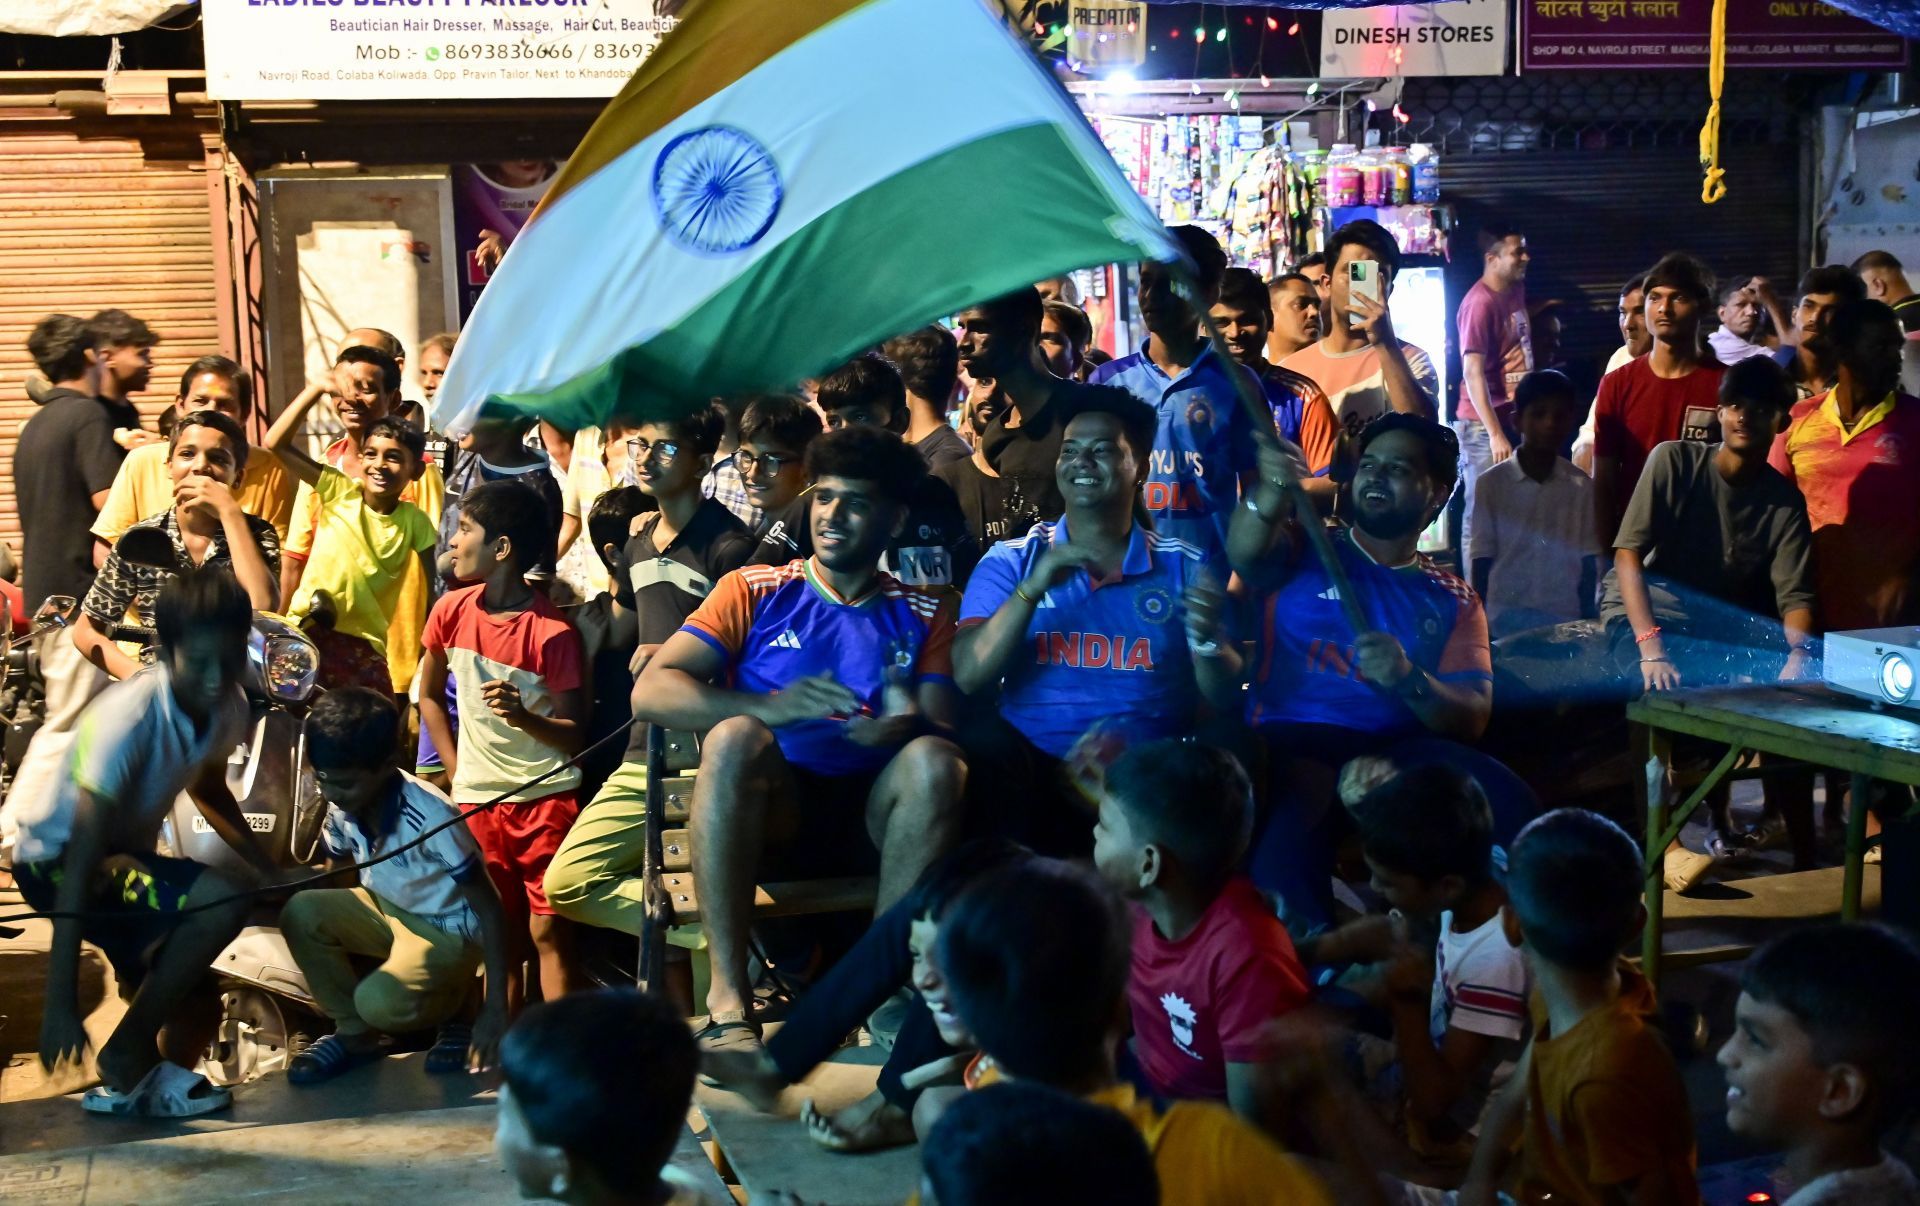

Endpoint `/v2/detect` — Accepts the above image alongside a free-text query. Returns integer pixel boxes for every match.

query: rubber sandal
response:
[424,1022,472,1075]
[1663,846,1716,894]
[287,1035,382,1086]
[83,1062,232,1118]
[694,1012,763,1083]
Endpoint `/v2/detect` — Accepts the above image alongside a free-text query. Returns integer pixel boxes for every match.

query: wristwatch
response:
[1396,667,1432,701]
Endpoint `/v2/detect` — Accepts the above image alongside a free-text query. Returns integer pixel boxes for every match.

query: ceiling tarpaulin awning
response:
[3,0,193,37]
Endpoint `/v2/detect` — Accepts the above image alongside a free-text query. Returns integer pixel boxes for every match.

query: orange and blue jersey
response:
[1259,363,1342,479]
[1090,341,1257,555]
[680,558,956,775]
[1249,527,1490,737]
[958,517,1219,758]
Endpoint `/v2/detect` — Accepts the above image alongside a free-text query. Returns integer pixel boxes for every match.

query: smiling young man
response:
[1092,225,1259,555]
[1212,267,1340,504]
[633,426,966,1056]
[92,356,297,546]
[275,345,445,694]
[1591,252,1728,549]
[1229,414,1492,931]
[955,386,1240,857]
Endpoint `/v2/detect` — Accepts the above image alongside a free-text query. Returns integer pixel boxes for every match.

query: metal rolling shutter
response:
[0,120,221,562]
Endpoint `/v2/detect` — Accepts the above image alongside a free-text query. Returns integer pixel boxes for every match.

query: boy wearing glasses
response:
[541,401,755,943]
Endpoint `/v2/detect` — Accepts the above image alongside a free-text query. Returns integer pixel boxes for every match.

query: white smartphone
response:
[1347,258,1381,325]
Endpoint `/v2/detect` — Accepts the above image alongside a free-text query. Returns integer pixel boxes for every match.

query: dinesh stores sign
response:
[1320,0,1510,78]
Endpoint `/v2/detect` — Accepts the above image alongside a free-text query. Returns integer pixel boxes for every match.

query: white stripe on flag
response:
[436,0,1167,430]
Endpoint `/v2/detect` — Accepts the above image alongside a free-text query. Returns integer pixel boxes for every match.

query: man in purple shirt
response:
[1456,224,1532,555]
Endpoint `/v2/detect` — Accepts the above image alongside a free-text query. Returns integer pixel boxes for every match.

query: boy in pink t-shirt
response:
[419,479,587,1002]
[1091,738,1309,1114]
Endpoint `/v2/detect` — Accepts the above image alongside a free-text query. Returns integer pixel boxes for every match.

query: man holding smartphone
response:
[1280,219,1437,443]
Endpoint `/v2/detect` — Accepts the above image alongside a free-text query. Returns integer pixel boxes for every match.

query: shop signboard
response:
[201,0,678,100]
[1522,0,1907,70]
[1065,2,1148,69]
[1319,0,1510,78]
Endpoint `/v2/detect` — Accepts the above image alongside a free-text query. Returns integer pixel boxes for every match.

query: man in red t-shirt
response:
[1592,252,1726,549]
[1769,298,1920,632]
[1092,740,1308,1116]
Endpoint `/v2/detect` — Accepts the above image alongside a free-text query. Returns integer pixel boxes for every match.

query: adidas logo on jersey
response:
[1317,586,1341,601]
[767,629,804,650]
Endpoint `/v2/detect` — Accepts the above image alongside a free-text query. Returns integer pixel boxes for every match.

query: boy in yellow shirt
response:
[91,355,297,542]
[265,373,437,697]
[275,346,444,693]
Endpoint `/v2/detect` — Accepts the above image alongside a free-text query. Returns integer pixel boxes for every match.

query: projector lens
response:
[1881,653,1915,702]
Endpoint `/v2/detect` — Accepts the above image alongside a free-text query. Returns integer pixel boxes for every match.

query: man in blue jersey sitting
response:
[1228,413,1506,933]
[954,385,1240,857]
[632,426,966,1058]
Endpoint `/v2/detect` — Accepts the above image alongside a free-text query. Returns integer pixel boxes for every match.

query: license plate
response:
[190,813,277,835]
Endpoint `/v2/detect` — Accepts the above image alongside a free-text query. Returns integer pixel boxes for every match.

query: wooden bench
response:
[638,726,879,989]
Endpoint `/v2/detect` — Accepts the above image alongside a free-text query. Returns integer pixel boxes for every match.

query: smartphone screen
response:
[1348,258,1380,325]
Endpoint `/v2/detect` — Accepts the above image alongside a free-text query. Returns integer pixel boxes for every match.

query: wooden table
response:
[1629,684,1920,986]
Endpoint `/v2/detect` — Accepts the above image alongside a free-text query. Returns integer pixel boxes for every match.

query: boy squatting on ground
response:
[17,569,280,1118]
[280,688,513,1084]
[420,479,590,1003]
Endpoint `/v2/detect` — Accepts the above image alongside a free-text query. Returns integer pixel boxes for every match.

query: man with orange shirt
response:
[1769,299,1920,633]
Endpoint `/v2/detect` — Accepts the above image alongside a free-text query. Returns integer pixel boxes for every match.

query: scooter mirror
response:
[115,526,179,571]
[32,595,76,628]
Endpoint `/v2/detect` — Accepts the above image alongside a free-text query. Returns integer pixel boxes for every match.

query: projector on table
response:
[1824,627,1920,709]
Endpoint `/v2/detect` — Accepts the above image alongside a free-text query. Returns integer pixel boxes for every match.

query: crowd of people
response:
[4,221,1920,1205]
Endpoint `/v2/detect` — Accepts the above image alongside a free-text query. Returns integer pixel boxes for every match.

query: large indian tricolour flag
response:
[430,0,1182,434]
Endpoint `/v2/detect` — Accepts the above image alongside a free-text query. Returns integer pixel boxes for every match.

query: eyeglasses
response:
[735,449,798,477]
[625,437,681,466]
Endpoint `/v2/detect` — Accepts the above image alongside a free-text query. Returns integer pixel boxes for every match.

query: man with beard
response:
[1228,414,1492,931]
[955,386,1239,856]
[633,426,966,1056]
[935,377,1025,549]
[1774,266,1866,401]
[1092,225,1257,555]
[1212,267,1339,506]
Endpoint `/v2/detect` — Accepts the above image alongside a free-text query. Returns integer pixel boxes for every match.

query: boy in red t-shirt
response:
[419,479,587,1003]
[1091,738,1309,1117]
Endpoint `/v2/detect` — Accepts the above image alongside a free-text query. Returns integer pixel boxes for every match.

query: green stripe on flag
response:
[480,121,1156,431]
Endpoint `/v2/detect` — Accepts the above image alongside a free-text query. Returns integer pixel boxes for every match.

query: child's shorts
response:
[15,852,205,989]
[463,790,580,916]
[414,672,458,776]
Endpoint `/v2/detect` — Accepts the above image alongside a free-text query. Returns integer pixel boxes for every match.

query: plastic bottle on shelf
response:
[1409,142,1441,203]
[1297,148,1329,208]
[1326,143,1361,208]
[1360,147,1388,206]
[1385,146,1412,206]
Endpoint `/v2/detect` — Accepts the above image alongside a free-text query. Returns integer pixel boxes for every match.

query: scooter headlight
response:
[247,621,320,703]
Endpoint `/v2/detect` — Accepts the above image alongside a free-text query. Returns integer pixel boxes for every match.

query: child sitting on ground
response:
[919,1081,1158,1206]
[1459,808,1698,1206]
[935,857,1341,1206]
[264,406,438,695]
[1090,738,1309,1116]
[1718,923,1920,1204]
[283,688,511,1084]
[495,988,725,1205]
[1353,766,1528,1166]
[419,479,588,1002]
[1467,370,1600,640]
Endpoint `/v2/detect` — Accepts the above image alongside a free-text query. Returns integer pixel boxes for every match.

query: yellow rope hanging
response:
[1698,0,1728,204]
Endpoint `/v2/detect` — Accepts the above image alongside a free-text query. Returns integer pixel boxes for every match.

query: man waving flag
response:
[431,0,1181,435]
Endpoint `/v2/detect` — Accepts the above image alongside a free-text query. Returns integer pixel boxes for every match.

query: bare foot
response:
[801,1091,915,1153]
[702,1045,788,1113]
